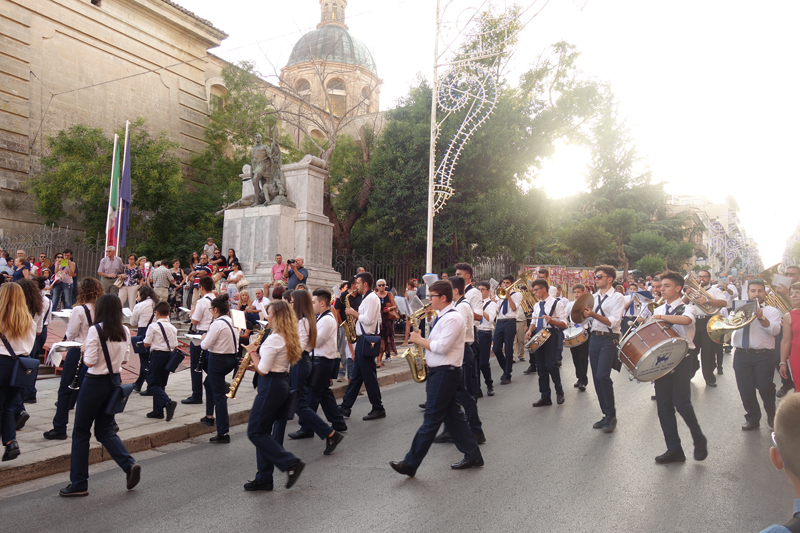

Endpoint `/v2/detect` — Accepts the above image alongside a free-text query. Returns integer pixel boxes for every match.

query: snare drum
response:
[617,320,688,382]
[524,329,551,354]
[563,325,589,347]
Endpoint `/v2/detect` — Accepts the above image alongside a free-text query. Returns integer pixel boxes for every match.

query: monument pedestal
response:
[222,155,342,291]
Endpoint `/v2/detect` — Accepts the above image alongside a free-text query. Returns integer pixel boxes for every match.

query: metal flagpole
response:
[116,120,130,248]
[425,0,440,276]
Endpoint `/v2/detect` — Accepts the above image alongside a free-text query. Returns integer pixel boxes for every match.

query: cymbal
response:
[571,292,594,324]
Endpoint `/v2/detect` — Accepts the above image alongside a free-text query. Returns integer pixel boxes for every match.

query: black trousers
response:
[304,357,345,427]
[492,320,516,377]
[341,338,384,410]
[733,349,776,424]
[476,330,493,387]
[456,344,482,435]
[690,317,717,385]
[534,332,563,399]
[654,355,704,451]
[570,340,590,386]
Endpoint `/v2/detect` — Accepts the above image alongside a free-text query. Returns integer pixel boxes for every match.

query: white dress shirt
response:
[314,311,338,359]
[589,288,625,334]
[356,291,380,336]
[200,316,239,354]
[566,300,590,328]
[257,332,290,374]
[622,294,637,317]
[477,299,497,332]
[496,292,522,320]
[83,325,131,375]
[34,295,53,334]
[65,303,94,343]
[653,298,697,350]
[191,294,215,331]
[130,298,156,328]
[464,284,483,326]
[455,296,475,344]
[298,317,315,353]
[143,318,179,351]
[0,323,36,357]
[531,296,567,332]
[731,304,782,350]
[425,304,466,368]
[254,296,270,312]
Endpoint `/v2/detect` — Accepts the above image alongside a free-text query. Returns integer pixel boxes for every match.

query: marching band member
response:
[582,265,625,433]
[454,263,483,396]
[130,285,158,395]
[339,272,386,420]
[493,275,522,385]
[183,276,215,405]
[0,283,36,462]
[476,281,497,396]
[732,279,782,431]
[60,294,140,497]
[390,280,483,477]
[649,272,707,464]
[142,301,178,421]
[244,300,305,491]
[683,269,728,388]
[45,278,103,440]
[525,279,567,407]
[566,284,591,392]
[199,294,239,442]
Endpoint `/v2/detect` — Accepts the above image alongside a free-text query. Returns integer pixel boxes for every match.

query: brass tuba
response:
[683,272,721,315]
[757,264,793,314]
[339,289,358,344]
[707,302,759,344]
[400,304,437,383]
[497,271,538,314]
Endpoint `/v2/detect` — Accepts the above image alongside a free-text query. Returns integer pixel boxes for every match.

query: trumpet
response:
[683,273,721,315]
[496,271,538,314]
[400,304,437,383]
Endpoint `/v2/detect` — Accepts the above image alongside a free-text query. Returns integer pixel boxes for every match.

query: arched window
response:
[326,78,346,116]
[310,129,325,141]
[296,79,311,96]
[359,87,371,114]
[209,84,227,113]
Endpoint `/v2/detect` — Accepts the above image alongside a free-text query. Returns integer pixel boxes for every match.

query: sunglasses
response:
[377,284,386,287]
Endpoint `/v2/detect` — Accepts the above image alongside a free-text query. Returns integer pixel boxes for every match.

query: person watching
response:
[283,257,308,290]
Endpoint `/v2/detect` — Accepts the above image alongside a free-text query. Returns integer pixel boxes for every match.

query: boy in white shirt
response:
[143,302,179,421]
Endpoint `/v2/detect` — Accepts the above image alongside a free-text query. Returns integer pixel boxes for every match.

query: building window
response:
[296,79,311,97]
[91,0,101,5]
[209,84,227,113]
[326,78,346,116]
[359,87,371,115]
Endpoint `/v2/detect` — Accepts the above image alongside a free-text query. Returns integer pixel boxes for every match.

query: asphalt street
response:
[1,357,793,532]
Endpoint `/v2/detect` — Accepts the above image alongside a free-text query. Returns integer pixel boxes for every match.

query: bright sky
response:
[190,0,800,265]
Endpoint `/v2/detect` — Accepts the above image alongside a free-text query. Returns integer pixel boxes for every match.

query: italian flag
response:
[105,134,121,249]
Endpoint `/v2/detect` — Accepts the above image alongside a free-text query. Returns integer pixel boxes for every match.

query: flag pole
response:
[105,134,119,250]
[117,121,130,249]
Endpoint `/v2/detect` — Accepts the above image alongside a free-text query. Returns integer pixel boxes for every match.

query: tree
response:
[635,254,666,277]
[600,208,637,276]
[553,217,612,267]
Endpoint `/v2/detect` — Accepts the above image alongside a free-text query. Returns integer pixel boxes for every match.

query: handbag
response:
[158,323,187,373]
[96,325,135,415]
[2,335,39,388]
[113,277,124,288]
[356,319,381,358]
[236,277,250,289]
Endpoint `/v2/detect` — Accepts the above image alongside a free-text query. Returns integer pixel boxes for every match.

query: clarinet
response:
[68,351,84,390]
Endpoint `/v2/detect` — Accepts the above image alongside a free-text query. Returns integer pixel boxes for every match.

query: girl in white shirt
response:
[60,294,139,497]
[244,300,305,491]
[130,285,158,393]
[0,282,36,462]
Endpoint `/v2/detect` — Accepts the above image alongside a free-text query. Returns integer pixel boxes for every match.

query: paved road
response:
[1,358,793,532]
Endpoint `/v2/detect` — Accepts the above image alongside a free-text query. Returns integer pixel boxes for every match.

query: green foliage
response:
[552,217,612,267]
[635,254,666,276]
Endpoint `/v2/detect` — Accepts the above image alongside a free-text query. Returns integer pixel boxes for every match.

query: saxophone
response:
[340,289,358,344]
[400,304,437,383]
[226,326,269,399]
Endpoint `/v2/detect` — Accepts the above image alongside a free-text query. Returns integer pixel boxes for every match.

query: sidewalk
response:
[0,339,414,488]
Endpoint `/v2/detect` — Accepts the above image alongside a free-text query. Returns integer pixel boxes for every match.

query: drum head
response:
[632,338,689,381]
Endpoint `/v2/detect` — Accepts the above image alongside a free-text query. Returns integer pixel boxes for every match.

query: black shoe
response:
[519,356,526,362]
[200,416,215,426]
[651,395,657,401]
[418,403,427,409]
[243,479,273,491]
[476,388,483,398]
[707,382,717,388]
[717,367,724,375]
[289,429,314,440]
[363,409,386,421]
[557,392,565,405]
[694,438,708,461]
[286,459,305,489]
[43,429,68,440]
[500,376,511,385]
[210,434,230,443]
[655,449,686,464]
[434,431,453,443]
[139,389,152,396]
[183,319,191,324]
[338,405,351,418]
[574,380,581,388]
[23,398,36,404]
[146,411,164,419]
[593,417,606,429]
[487,387,495,396]
[742,420,760,431]
[532,398,552,407]
[557,361,562,367]
[451,457,484,470]
[474,433,486,445]
[2,440,20,462]
[331,423,348,432]
[59,484,88,497]
[132,385,141,393]
[523,366,537,375]
[390,460,416,477]
[181,397,202,405]
[578,384,586,392]
[603,417,617,433]
[165,401,177,422]
[777,385,794,398]
[15,411,29,431]
[324,431,344,455]
[126,464,141,490]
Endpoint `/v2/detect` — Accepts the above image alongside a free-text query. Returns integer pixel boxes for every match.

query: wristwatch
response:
[780,362,788,366]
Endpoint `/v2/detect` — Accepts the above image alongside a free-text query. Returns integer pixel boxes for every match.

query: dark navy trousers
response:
[341,338,384,410]
[52,347,86,434]
[248,373,298,483]
[303,357,345,428]
[733,349,776,424]
[188,334,206,400]
[492,320,516,377]
[654,354,704,451]
[476,330,493,387]
[534,332,563,400]
[203,353,239,435]
[148,350,172,413]
[274,352,332,440]
[131,326,150,390]
[589,333,617,419]
[0,357,19,445]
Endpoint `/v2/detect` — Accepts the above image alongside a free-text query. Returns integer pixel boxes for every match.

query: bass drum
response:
[617,320,688,382]
[563,325,589,347]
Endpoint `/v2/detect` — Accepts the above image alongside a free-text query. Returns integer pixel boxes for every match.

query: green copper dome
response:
[287,25,377,75]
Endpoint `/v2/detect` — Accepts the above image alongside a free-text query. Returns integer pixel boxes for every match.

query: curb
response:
[0,365,415,488]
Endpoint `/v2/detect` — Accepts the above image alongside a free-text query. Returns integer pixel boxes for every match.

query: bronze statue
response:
[251,127,289,206]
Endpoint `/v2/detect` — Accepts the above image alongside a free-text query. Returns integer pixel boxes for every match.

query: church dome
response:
[286,24,377,76]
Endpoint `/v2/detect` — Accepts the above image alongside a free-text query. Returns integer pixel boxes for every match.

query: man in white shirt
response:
[183,276,215,405]
[253,288,270,318]
[390,280,483,477]
[455,263,483,396]
[566,284,591,392]
[142,301,179,421]
[340,272,386,420]
[684,269,729,387]
[649,272,707,464]
[493,275,523,385]
[732,279,783,430]
[525,279,568,406]
[476,281,497,396]
[582,265,626,433]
